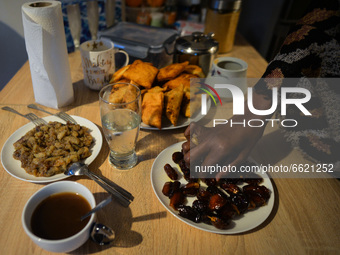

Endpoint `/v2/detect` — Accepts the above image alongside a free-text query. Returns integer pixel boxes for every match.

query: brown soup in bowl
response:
[31,192,91,240]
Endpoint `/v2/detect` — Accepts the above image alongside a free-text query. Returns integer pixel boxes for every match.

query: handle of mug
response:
[115,49,129,68]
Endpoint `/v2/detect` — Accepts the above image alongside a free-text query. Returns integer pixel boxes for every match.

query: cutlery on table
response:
[81,196,113,221]
[28,104,77,124]
[65,162,133,207]
[2,106,47,126]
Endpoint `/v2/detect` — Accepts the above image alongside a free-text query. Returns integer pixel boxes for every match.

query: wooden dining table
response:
[0,34,339,255]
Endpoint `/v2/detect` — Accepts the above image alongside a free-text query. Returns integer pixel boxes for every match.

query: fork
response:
[28,104,77,124]
[2,106,47,126]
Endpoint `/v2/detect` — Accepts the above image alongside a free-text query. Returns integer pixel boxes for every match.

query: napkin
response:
[22,1,74,109]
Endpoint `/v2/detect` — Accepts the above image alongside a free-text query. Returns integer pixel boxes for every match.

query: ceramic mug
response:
[80,38,129,90]
[206,57,248,99]
[22,181,114,253]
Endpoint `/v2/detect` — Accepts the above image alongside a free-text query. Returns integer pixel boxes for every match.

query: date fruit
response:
[164,163,178,180]
[161,149,271,231]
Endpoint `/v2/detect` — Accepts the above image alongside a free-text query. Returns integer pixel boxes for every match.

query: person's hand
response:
[182,116,266,180]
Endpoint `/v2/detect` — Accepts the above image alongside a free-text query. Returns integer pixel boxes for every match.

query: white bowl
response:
[22,181,96,253]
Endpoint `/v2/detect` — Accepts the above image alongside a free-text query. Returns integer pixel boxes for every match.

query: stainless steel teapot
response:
[173,32,219,76]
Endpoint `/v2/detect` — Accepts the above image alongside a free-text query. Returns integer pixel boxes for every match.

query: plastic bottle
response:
[136,5,151,25]
[151,12,164,27]
[163,0,177,27]
[188,0,201,22]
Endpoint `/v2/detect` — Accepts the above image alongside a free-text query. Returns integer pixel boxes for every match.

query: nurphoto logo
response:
[199,81,311,128]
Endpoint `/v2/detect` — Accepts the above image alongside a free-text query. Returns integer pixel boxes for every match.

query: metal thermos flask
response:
[173,32,219,76]
[204,0,242,53]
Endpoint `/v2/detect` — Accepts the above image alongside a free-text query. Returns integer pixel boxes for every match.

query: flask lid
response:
[175,32,219,55]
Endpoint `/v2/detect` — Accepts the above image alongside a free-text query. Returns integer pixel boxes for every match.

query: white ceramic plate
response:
[141,114,198,130]
[1,115,103,183]
[141,98,211,130]
[151,142,275,234]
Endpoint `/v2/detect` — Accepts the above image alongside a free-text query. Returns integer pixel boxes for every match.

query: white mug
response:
[80,38,129,90]
[206,57,248,99]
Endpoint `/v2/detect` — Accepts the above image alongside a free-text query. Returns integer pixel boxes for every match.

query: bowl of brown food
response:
[1,115,102,183]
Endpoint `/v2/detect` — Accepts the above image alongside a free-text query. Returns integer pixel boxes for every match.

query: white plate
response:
[141,98,211,130]
[1,115,103,183]
[151,142,275,234]
[141,114,197,130]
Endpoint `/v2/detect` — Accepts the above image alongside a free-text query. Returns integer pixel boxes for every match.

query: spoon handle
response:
[81,196,113,221]
[88,171,134,201]
[85,173,131,207]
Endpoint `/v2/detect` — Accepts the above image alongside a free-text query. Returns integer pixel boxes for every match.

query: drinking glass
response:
[87,0,99,40]
[67,3,82,49]
[99,83,142,169]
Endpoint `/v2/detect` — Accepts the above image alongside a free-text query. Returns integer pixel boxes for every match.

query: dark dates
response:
[162,181,181,197]
[219,181,241,195]
[178,205,202,223]
[243,184,270,209]
[207,186,228,199]
[181,182,200,196]
[162,149,271,231]
[209,193,227,211]
[172,151,183,164]
[208,215,230,230]
[178,159,190,180]
[169,191,185,210]
[164,163,178,180]
[178,159,198,182]
[196,189,212,203]
[218,202,236,221]
[202,178,217,187]
[192,199,209,213]
[230,193,249,214]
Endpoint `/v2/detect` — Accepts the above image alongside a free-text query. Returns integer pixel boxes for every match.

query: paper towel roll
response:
[22,1,74,109]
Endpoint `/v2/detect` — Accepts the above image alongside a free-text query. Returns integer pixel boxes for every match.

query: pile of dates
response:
[162,150,271,230]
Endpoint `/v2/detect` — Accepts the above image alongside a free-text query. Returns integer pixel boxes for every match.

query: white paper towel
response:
[22,1,74,109]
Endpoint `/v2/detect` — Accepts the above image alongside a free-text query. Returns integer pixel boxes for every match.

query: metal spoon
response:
[81,196,112,221]
[65,163,132,207]
[85,164,134,202]
[91,223,115,245]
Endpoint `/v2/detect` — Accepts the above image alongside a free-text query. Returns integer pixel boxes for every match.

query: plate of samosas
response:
[109,60,208,130]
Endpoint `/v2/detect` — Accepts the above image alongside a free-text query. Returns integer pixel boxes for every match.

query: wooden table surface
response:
[0,35,339,255]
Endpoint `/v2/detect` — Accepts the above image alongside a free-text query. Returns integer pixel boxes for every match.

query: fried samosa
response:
[164,84,184,126]
[163,73,198,91]
[142,91,164,129]
[122,60,158,89]
[109,83,139,111]
[182,92,201,118]
[141,86,166,96]
[109,65,131,83]
[157,61,189,82]
[184,65,205,78]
